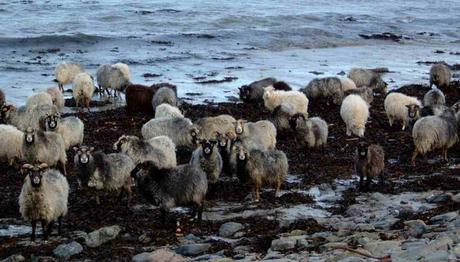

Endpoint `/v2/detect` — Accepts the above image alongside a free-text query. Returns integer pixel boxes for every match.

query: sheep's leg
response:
[442,148,448,162]
[47,221,54,236]
[275,179,282,198]
[402,121,406,131]
[124,185,132,207]
[197,203,203,223]
[31,220,36,241]
[365,175,371,189]
[59,161,67,176]
[58,216,62,236]
[59,83,63,92]
[41,220,48,240]
[96,194,100,205]
[255,184,261,202]
[379,172,385,186]
[411,150,419,166]
[106,88,111,97]
[160,208,169,224]
[388,116,393,127]
[346,126,351,137]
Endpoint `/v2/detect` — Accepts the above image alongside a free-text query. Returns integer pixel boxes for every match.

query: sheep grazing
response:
[25,92,53,110]
[23,127,67,175]
[96,63,130,97]
[270,103,297,131]
[2,104,59,131]
[42,113,84,150]
[113,135,177,169]
[131,161,208,222]
[190,139,223,184]
[430,63,451,89]
[234,145,288,202]
[155,103,183,119]
[341,78,357,92]
[301,77,344,105]
[340,94,369,137]
[152,86,178,112]
[73,146,134,205]
[348,68,387,94]
[239,77,277,103]
[195,114,236,140]
[355,142,385,189]
[344,86,374,105]
[142,117,199,148]
[125,84,156,114]
[19,163,69,241]
[233,119,277,150]
[46,87,65,111]
[411,108,458,166]
[289,114,328,149]
[0,124,24,165]
[263,88,309,114]
[0,88,5,107]
[384,92,422,130]
[55,62,85,92]
[73,72,95,111]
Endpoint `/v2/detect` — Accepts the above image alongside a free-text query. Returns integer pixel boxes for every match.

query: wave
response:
[0,33,110,46]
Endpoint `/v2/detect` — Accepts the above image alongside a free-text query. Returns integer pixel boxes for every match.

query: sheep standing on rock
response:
[190,139,223,184]
[0,124,24,165]
[19,163,69,241]
[73,72,95,111]
[155,103,183,119]
[430,63,451,89]
[25,92,53,110]
[195,114,236,140]
[355,142,385,189]
[55,62,85,92]
[340,94,369,137]
[233,119,277,150]
[46,87,65,111]
[42,113,84,150]
[384,92,422,130]
[289,114,328,149]
[301,77,344,105]
[141,117,199,148]
[348,68,387,94]
[152,86,177,111]
[263,88,309,114]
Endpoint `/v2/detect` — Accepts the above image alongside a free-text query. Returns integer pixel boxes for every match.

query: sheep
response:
[344,86,374,105]
[0,124,24,165]
[125,84,157,114]
[1,104,59,131]
[46,87,65,111]
[195,114,236,140]
[113,135,176,169]
[73,72,95,111]
[301,77,344,105]
[131,161,208,222]
[430,63,451,89]
[0,88,5,107]
[341,78,357,92]
[289,114,328,149]
[234,145,288,202]
[355,142,385,189]
[263,88,309,114]
[215,131,234,176]
[19,163,69,241]
[73,146,134,205]
[96,64,130,97]
[340,94,369,137]
[233,119,277,150]
[25,92,53,110]
[154,103,183,119]
[42,113,84,150]
[152,86,178,112]
[190,139,223,184]
[423,88,446,107]
[238,78,277,103]
[384,92,422,130]
[23,127,67,175]
[142,117,199,148]
[348,68,387,94]
[411,108,458,166]
[54,62,85,92]
[113,62,131,80]
[269,103,298,131]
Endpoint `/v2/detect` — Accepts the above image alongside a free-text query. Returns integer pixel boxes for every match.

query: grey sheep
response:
[1,104,59,131]
[96,64,130,97]
[23,127,67,175]
[301,77,344,105]
[232,119,277,150]
[234,145,288,202]
[141,117,199,148]
[190,139,223,184]
[423,88,446,107]
[289,114,328,149]
[152,86,177,111]
[238,78,292,103]
[269,103,298,131]
[412,108,458,166]
[343,86,374,105]
[348,68,387,94]
[113,135,177,169]
[195,114,236,140]
[42,113,84,150]
[73,146,134,205]
[19,163,69,240]
[0,124,24,165]
[131,161,208,222]
[355,142,385,189]
[430,63,451,89]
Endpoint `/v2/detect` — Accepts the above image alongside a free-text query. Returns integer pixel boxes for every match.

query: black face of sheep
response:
[24,128,35,145]
[356,142,368,160]
[200,139,217,156]
[239,86,251,102]
[406,104,420,119]
[215,132,228,148]
[21,163,48,188]
[45,113,60,130]
[289,114,306,131]
[73,146,94,165]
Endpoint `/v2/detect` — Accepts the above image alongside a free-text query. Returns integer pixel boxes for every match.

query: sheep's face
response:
[22,163,48,188]
[452,102,460,113]
[45,113,60,130]
[356,142,368,159]
[215,132,227,148]
[234,120,247,135]
[406,104,420,120]
[376,79,388,94]
[235,145,248,162]
[113,136,128,151]
[24,128,35,145]
[200,139,217,156]
[189,127,200,145]
[239,86,251,102]
[289,114,306,131]
[74,146,94,165]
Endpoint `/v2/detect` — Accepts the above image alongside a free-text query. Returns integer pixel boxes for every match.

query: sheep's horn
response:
[38,163,49,170]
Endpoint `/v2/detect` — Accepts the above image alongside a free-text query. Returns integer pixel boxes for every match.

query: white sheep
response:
[25,92,53,110]
[43,114,84,150]
[54,62,85,92]
[233,119,277,150]
[112,62,131,81]
[46,87,65,111]
[341,78,357,92]
[340,94,369,137]
[73,72,95,111]
[155,103,184,119]
[2,104,59,131]
[195,114,236,140]
[263,88,309,114]
[384,92,422,130]
[0,124,24,165]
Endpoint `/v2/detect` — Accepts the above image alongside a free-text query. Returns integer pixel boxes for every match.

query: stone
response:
[337,257,366,262]
[191,254,223,261]
[345,205,364,217]
[138,234,151,244]
[429,211,459,224]
[85,225,121,248]
[270,237,297,251]
[53,241,83,259]
[404,220,427,238]
[218,222,244,238]
[0,255,25,262]
[454,244,460,258]
[421,250,449,261]
[427,236,453,251]
[132,249,186,262]
[372,217,399,230]
[452,193,460,203]
[364,240,402,257]
[175,244,211,256]
[69,231,88,243]
[356,223,375,231]
[233,245,251,254]
[425,192,452,203]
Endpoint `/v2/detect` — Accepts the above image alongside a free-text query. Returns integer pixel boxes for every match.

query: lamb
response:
[1,104,59,131]
[355,142,385,189]
[73,146,134,205]
[233,119,277,150]
[152,86,177,111]
[19,163,69,241]
[46,87,65,111]
[125,84,157,114]
[42,113,84,150]
[234,145,288,202]
[25,92,53,110]
[430,63,451,89]
[289,114,328,149]
[141,117,199,148]
[96,64,130,97]
[155,103,184,119]
[343,86,374,105]
[0,124,24,165]
[190,139,223,184]
[23,127,67,175]
[113,135,176,169]
[411,108,458,166]
[73,72,95,111]
[239,78,293,103]
[195,114,236,140]
[54,62,85,92]
[301,77,344,105]
[348,68,387,94]
[269,103,298,131]
[0,88,5,107]
[341,78,357,92]
[340,94,369,137]
[384,92,422,130]
[263,88,309,114]
[131,161,208,222]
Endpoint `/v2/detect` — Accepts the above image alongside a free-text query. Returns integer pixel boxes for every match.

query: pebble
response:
[175,244,211,256]
[53,241,83,259]
[218,222,244,238]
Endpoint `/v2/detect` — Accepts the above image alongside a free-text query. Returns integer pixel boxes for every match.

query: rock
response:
[429,211,459,224]
[364,240,402,257]
[218,222,244,238]
[452,193,460,203]
[427,236,453,251]
[337,257,367,262]
[426,192,453,203]
[85,225,121,248]
[53,241,83,259]
[183,234,201,243]
[356,223,375,231]
[69,231,88,243]
[345,205,364,217]
[0,255,25,262]
[138,234,151,244]
[233,245,251,255]
[191,254,223,261]
[31,257,57,262]
[404,220,427,238]
[454,244,460,258]
[175,244,211,256]
[333,221,357,231]
[270,237,297,251]
[132,249,186,262]
[372,217,399,230]
[422,250,449,261]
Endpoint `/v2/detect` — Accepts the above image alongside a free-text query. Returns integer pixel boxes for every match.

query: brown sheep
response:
[125,84,157,114]
[355,142,385,189]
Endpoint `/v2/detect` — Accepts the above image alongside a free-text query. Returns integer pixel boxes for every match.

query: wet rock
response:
[452,193,460,203]
[233,245,251,255]
[427,236,453,250]
[429,211,459,224]
[422,250,449,261]
[182,234,201,243]
[364,240,402,257]
[454,244,460,258]
[69,231,88,243]
[138,234,151,244]
[345,205,363,217]
[426,192,452,203]
[0,255,25,262]
[263,250,283,260]
[85,225,121,248]
[175,243,211,256]
[337,257,366,262]
[372,217,399,230]
[218,222,244,238]
[270,237,297,251]
[191,254,223,261]
[356,223,374,231]
[404,220,427,238]
[53,241,83,259]
[132,249,186,262]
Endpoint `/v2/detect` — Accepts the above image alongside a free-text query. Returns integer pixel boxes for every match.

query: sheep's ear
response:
[21,164,33,174]
[73,146,79,152]
[89,147,95,152]
[215,131,221,136]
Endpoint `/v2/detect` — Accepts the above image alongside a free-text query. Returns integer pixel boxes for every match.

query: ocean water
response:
[1,0,459,105]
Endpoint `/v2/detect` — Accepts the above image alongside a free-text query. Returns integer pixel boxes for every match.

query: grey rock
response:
[175,244,211,256]
[372,217,399,230]
[191,254,222,261]
[183,234,201,243]
[233,245,251,255]
[426,192,453,203]
[270,238,296,251]
[132,249,186,262]
[356,223,375,231]
[69,231,88,243]
[404,220,427,238]
[53,241,83,259]
[454,244,460,258]
[138,234,151,244]
[1,255,25,262]
[337,257,367,262]
[364,240,402,257]
[429,211,458,224]
[422,250,449,261]
[452,193,460,203]
[345,205,364,217]
[296,238,311,249]
[427,236,453,251]
[85,225,121,248]
[218,222,244,238]
[333,221,357,231]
